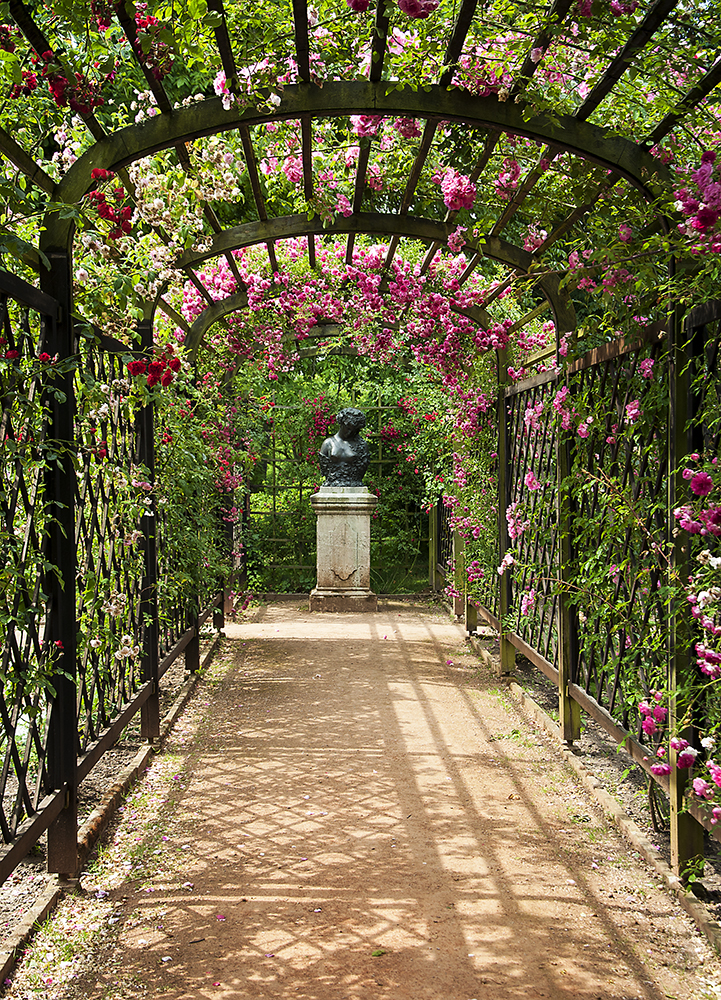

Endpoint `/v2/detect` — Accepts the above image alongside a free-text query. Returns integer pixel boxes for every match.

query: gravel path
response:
[5,599,721,999]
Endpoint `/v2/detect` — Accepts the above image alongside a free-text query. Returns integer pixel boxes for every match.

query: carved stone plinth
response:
[309,486,378,612]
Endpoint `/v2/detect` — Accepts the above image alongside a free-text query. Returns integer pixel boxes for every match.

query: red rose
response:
[127,359,147,376]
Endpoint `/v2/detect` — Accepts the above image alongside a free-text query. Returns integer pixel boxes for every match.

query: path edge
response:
[0,634,222,987]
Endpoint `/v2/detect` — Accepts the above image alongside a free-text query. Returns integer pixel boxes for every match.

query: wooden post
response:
[43,252,78,876]
[668,303,705,880]
[186,601,200,673]
[428,504,438,593]
[556,384,581,744]
[137,313,160,741]
[465,595,478,634]
[452,528,465,617]
[213,589,225,632]
[497,349,516,676]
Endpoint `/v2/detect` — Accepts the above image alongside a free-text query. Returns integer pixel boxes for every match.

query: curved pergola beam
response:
[41,81,667,256]
[179,213,574,357]
[186,291,249,351]
[177,212,532,271]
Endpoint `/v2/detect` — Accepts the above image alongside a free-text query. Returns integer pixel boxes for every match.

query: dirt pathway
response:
[9,600,721,1000]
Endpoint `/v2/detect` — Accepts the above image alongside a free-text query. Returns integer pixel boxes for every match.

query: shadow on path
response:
[89,601,706,1000]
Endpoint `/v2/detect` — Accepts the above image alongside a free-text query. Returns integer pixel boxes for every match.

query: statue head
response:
[318,407,370,486]
[336,407,366,439]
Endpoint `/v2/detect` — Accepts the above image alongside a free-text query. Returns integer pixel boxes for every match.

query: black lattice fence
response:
[565,333,669,734]
[0,278,56,845]
[505,372,559,667]
[447,320,721,869]
[75,335,146,751]
[0,271,225,883]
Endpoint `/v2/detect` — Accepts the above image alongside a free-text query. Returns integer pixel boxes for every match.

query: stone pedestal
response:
[310,486,378,612]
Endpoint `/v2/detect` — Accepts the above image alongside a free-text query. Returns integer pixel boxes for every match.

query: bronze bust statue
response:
[318,408,370,486]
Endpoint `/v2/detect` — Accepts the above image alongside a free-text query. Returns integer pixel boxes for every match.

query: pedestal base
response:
[309,589,378,613]
[310,486,378,613]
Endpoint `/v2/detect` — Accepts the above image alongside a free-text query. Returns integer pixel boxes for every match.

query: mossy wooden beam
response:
[577,0,679,121]
[370,0,391,83]
[175,212,527,270]
[41,82,666,255]
[647,51,721,146]
[179,212,573,355]
[0,127,55,195]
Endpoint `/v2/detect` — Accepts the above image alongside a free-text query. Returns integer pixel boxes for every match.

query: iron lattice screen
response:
[74,335,146,753]
[566,335,669,731]
[0,295,54,841]
[506,373,559,667]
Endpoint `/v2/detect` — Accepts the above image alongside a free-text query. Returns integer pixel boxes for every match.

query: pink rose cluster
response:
[350,114,384,137]
[674,466,721,539]
[473,319,512,353]
[506,502,529,542]
[552,385,575,430]
[346,0,437,15]
[578,0,637,14]
[453,51,512,99]
[675,151,721,253]
[436,167,476,212]
[466,559,485,583]
[696,642,721,679]
[638,693,667,737]
[691,760,721,819]
[675,504,721,536]
[520,589,536,616]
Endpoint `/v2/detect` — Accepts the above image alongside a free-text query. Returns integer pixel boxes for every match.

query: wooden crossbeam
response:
[438,0,479,86]
[370,0,391,83]
[302,116,313,200]
[0,128,54,194]
[346,0,392,265]
[208,0,238,82]
[237,124,277,272]
[292,0,311,83]
[646,51,721,145]
[111,0,173,115]
[157,297,191,332]
[491,145,560,237]
[186,269,215,306]
[577,0,680,121]
[511,0,575,95]
[535,191,608,254]
[8,0,106,141]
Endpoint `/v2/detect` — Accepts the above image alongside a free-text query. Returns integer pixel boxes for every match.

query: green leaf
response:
[0,50,22,85]
[371,949,387,956]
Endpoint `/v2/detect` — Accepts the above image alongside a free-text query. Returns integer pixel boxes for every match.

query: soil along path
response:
[10,600,720,1000]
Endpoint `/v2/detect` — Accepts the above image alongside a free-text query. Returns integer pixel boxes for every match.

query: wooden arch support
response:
[41,81,667,257]
[177,213,575,357]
